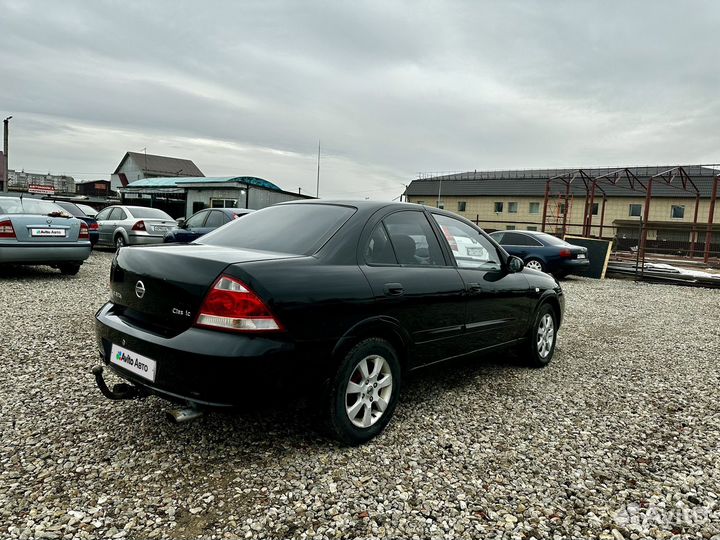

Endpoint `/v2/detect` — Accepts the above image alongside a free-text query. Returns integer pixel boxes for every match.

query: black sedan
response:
[48,200,100,247]
[163,208,254,243]
[93,201,564,444]
[489,230,589,278]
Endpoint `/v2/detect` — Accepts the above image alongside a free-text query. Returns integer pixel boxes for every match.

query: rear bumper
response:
[127,233,165,246]
[0,242,91,263]
[556,258,590,274]
[94,302,333,407]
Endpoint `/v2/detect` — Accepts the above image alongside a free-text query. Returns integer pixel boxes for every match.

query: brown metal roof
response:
[113,152,204,177]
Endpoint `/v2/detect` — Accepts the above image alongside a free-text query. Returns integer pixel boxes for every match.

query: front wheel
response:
[523,304,557,368]
[325,338,401,445]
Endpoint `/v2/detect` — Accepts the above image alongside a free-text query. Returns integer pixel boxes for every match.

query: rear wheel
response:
[325,338,401,445]
[523,303,557,368]
[59,263,81,276]
[114,235,126,249]
[525,258,545,272]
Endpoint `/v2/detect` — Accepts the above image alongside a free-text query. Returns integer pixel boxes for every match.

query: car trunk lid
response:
[9,214,81,242]
[110,244,299,335]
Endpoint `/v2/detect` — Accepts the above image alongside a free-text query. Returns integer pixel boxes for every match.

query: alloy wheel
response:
[345,354,393,428]
[526,259,543,271]
[536,313,555,358]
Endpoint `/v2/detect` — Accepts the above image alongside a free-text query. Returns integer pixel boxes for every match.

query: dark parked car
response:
[93,201,564,444]
[49,200,100,247]
[489,230,589,277]
[163,208,254,243]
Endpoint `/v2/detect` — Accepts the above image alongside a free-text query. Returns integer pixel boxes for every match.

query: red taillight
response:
[195,275,283,332]
[559,249,571,258]
[90,222,99,230]
[79,222,89,239]
[132,220,146,231]
[0,219,16,239]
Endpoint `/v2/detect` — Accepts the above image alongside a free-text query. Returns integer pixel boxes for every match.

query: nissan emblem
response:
[135,280,146,299]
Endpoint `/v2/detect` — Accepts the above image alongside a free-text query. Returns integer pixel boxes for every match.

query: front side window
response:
[629,204,642,217]
[95,207,113,221]
[433,214,502,270]
[529,202,540,214]
[508,202,518,214]
[382,211,444,266]
[185,211,208,228]
[494,202,504,213]
[671,205,685,219]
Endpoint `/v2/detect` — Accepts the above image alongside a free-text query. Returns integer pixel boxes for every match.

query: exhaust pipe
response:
[165,407,204,424]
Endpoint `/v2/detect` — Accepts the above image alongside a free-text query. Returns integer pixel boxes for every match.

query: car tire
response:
[59,263,81,276]
[114,235,126,249]
[325,338,401,445]
[523,303,557,368]
[525,258,545,272]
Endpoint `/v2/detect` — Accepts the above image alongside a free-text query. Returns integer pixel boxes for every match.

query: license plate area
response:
[30,228,66,237]
[110,344,157,382]
[577,253,587,259]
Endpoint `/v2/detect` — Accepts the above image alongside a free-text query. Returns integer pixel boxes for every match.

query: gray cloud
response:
[1,0,719,200]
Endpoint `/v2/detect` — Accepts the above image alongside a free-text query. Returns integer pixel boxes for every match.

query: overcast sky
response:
[1,1,719,199]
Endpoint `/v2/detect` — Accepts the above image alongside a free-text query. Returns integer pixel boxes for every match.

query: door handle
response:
[383,283,404,296]
[467,282,483,294]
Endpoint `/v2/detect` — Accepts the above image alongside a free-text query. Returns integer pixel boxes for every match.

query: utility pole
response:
[2,116,11,193]
[316,140,321,198]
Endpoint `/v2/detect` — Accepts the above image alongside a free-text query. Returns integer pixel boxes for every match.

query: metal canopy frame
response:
[638,167,702,260]
[540,165,720,264]
[541,169,607,237]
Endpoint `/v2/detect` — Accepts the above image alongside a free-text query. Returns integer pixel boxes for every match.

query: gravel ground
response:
[1,251,720,540]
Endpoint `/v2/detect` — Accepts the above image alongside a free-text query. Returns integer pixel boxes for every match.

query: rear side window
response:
[382,211,445,266]
[501,232,541,246]
[365,224,398,265]
[200,204,355,255]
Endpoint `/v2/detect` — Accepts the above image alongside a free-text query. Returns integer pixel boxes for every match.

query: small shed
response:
[120,176,313,218]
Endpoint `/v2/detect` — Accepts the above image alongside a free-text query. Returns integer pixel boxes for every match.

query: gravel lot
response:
[2,251,720,540]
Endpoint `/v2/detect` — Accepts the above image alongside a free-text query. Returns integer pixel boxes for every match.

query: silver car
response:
[0,196,92,275]
[95,205,177,248]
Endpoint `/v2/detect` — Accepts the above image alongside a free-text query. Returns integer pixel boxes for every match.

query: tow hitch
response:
[91,365,148,400]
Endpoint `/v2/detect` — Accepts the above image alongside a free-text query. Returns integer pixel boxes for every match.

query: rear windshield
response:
[199,204,356,255]
[76,203,98,216]
[55,201,84,217]
[0,198,68,216]
[127,207,173,219]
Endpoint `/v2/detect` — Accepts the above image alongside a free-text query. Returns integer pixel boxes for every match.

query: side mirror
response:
[176,218,186,228]
[507,256,524,273]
